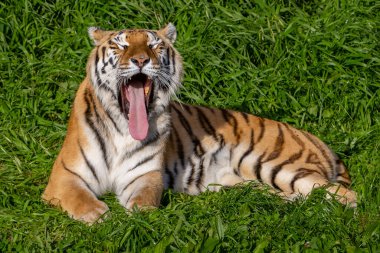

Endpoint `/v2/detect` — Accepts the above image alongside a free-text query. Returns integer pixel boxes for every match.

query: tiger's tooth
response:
[144,86,150,96]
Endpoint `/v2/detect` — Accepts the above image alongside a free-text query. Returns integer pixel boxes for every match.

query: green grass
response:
[1,0,379,251]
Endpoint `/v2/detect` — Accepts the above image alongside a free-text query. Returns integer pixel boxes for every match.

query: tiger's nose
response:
[130,54,150,68]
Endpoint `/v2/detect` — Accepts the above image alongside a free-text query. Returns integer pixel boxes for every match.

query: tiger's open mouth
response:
[120,73,153,140]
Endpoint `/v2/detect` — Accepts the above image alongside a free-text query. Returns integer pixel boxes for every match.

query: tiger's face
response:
[87,24,183,140]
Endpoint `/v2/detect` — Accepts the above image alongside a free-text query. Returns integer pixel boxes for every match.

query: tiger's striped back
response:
[165,102,356,206]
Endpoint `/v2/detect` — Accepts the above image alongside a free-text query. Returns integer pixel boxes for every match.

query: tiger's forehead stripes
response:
[111,31,129,49]
[111,29,161,48]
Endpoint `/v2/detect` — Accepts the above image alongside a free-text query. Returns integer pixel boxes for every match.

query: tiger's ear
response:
[158,23,177,44]
[88,27,111,46]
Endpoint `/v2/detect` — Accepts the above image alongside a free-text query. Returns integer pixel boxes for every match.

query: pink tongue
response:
[128,82,148,140]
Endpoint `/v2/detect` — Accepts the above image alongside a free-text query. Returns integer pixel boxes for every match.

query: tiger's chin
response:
[119,73,154,140]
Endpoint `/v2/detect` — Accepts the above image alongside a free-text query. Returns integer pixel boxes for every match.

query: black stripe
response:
[300,131,332,176]
[270,123,308,189]
[88,89,118,151]
[336,180,350,188]
[104,107,122,134]
[101,46,107,65]
[186,159,196,187]
[84,89,109,169]
[172,105,193,137]
[109,56,114,67]
[123,130,162,158]
[336,171,349,177]
[241,112,249,124]
[336,159,345,167]
[336,171,350,181]
[94,47,100,66]
[147,31,158,42]
[306,152,321,164]
[253,152,266,181]
[88,90,103,126]
[79,141,100,184]
[181,103,193,115]
[194,143,205,158]
[85,89,117,160]
[305,150,328,178]
[237,129,254,171]
[172,105,205,157]
[233,167,240,176]
[264,123,285,162]
[170,47,176,75]
[270,150,304,190]
[211,134,226,164]
[282,123,304,147]
[164,48,170,66]
[256,117,265,143]
[87,88,114,137]
[221,109,240,142]
[173,127,185,169]
[195,159,204,191]
[121,170,161,195]
[290,168,315,192]
[165,166,175,189]
[61,160,96,195]
[128,152,159,172]
[94,48,102,86]
[99,83,117,99]
[173,162,178,175]
[196,107,217,140]
[101,46,108,74]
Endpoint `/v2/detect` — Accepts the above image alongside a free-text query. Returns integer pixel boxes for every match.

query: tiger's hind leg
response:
[325,184,357,208]
[117,170,163,211]
[287,171,357,207]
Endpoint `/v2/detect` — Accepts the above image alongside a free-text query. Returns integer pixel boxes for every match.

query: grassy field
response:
[1,0,379,251]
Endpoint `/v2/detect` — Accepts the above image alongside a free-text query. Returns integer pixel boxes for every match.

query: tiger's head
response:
[87,24,183,140]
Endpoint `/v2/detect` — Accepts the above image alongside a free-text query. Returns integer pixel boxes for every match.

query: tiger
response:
[42,23,357,224]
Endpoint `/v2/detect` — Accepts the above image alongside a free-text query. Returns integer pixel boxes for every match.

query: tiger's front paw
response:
[127,198,159,211]
[70,200,109,224]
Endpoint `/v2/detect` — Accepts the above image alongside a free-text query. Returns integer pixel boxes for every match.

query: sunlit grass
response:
[0,0,379,251]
